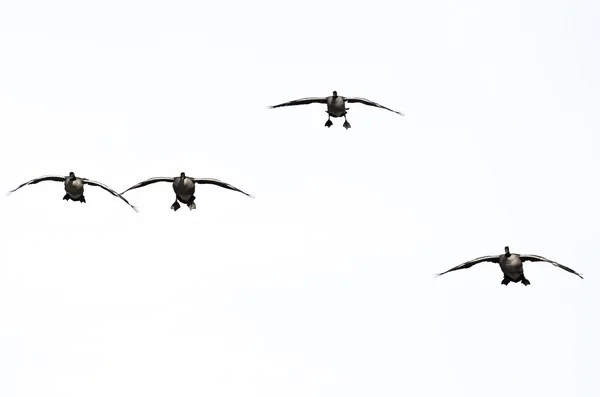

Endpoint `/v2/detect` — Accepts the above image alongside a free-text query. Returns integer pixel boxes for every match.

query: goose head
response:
[504,246,511,257]
[68,171,76,181]
[180,172,186,180]
[332,90,338,97]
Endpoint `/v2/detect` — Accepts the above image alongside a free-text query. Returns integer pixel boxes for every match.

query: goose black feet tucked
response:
[62,194,84,203]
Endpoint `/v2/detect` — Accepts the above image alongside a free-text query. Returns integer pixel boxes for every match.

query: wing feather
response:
[435,255,501,277]
[192,178,254,198]
[83,179,139,212]
[7,175,65,195]
[119,177,175,195]
[343,97,405,116]
[520,254,583,279]
[268,97,327,109]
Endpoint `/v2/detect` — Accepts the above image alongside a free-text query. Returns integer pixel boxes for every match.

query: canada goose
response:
[7,172,138,212]
[120,172,253,211]
[435,246,583,286]
[268,90,404,129]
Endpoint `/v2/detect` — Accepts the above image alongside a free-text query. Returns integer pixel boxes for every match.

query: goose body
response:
[120,172,253,211]
[326,95,348,117]
[64,177,85,199]
[7,172,138,212]
[269,90,404,129]
[500,253,525,281]
[435,246,583,286]
[173,176,196,202]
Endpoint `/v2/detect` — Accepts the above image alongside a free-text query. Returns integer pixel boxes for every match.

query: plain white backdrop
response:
[1,1,598,396]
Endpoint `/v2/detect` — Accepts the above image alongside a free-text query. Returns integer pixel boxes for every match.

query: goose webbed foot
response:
[187,195,197,211]
[62,194,70,201]
[501,277,511,286]
[171,201,181,211]
[325,119,333,128]
[80,195,86,203]
[342,116,351,129]
[520,277,531,286]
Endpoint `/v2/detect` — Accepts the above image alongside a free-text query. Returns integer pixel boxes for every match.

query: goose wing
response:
[192,178,254,198]
[520,254,583,279]
[82,179,139,212]
[119,177,175,195]
[435,255,501,277]
[268,97,327,109]
[343,97,405,116]
[7,175,66,195]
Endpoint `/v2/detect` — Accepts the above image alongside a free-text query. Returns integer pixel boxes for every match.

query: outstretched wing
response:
[192,178,254,198]
[435,255,501,277]
[343,97,405,116]
[520,254,584,279]
[83,179,139,212]
[268,97,327,109]
[119,177,175,195]
[7,175,65,195]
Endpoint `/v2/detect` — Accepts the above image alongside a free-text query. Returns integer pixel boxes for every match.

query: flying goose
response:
[268,90,404,129]
[120,172,253,211]
[7,172,138,212]
[435,246,583,285]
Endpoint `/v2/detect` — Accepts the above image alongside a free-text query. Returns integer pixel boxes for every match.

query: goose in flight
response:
[435,246,583,286]
[7,172,138,212]
[120,172,253,211]
[268,90,404,129]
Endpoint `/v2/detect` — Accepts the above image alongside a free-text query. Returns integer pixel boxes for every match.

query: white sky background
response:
[0,0,598,396]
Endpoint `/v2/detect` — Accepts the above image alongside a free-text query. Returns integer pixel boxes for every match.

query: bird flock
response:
[6,90,584,286]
